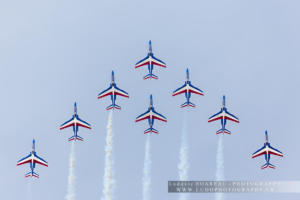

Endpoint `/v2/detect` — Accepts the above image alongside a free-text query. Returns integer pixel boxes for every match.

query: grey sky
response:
[0,0,300,199]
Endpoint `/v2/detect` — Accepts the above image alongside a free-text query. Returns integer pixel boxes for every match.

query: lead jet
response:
[97,71,129,110]
[252,130,283,169]
[136,95,167,134]
[60,102,91,141]
[135,40,166,80]
[208,96,239,134]
[172,68,204,108]
[17,139,48,178]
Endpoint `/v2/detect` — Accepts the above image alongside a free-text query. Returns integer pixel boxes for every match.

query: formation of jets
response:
[17,40,284,178]
[17,139,48,178]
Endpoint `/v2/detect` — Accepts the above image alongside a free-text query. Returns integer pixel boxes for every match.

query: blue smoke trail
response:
[102,110,115,200]
[143,134,151,200]
[215,135,224,200]
[178,110,189,200]
[66,141,76,200]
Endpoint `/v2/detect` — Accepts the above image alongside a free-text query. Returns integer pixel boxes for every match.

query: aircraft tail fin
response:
[180,101,196,108]
[25,171,39,178]
[216,128,231,135]
[68,135,84,142]
[261,162,276,169]
[143,73,158,80]
[106,104,121,110]
[144,127,159,134]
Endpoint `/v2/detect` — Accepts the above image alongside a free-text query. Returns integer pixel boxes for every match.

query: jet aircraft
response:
[252,130,283,169]
[97,71,129,110]
[136,95,167,134]
[135,40,166,80]
[60,102,91,141]
[17,139,48,178]
[208,96,239,134]
[172,68,204,108]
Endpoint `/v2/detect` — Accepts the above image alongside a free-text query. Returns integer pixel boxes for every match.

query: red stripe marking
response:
[60,123,75,130]
[135,62,149,68]
[77,123,92,129]
[173,90,187,96]
[153,116,167,122]
[225,116,239,123]
[252,151,266,158]
[34,160,48,167]
[190,90,204,96]
[98,92,113,99]
[269,152,283,157]
[144,76,158,80]
[152,61,166,68]
[208,116,222,123]
[136,116,150,122]
[17,160,31,166]
[114,92,129,98]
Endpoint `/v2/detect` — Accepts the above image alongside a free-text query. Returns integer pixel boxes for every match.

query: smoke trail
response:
[142,134,151,200]
[178,110,189,200]
[215,135,224,200]
[26,179,32,200]
[65,141,76,200]
[101,110,115,200]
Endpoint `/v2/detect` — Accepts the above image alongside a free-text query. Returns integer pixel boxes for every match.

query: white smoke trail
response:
[65,141,76,200]
[26,179,32,200]
[178,110,189,200]
[101,110,115,200]
[142,134,151,200]
[215,135,224,200]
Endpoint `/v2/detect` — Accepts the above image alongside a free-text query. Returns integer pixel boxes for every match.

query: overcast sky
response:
[1,0,300,200]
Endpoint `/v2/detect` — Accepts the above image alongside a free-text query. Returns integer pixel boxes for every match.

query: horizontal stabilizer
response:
[25,172,39,178]
[68,135,84,142]
[180,101,196,108]
[216,128,231,135]
[144,127,159,134]
[143,74,158,80]
[106,104,121,110]
[261,162,276,170]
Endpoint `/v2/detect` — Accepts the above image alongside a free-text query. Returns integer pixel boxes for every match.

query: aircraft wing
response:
[172,83,187,96]
[189,83,204,96]
[268,145,283,157]
[76,116,92,129]
[97,86,113,99]
[208,110,223,122]
[33,153,48,167]
[252,144,267,158]
[135,55,150,68]
[17,153,32,166]
[152,55,166,68]
[60,116,75,130]
[114,86,129,98]
[152,110,167,122]
[136,110,150,122]
[225,110,239,123]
